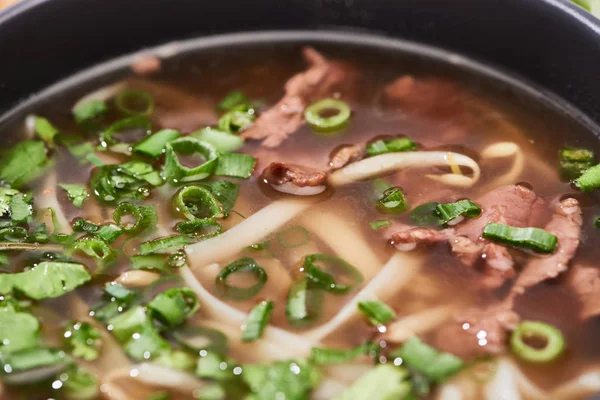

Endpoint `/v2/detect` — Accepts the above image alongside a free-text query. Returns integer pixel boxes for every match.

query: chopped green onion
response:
[139,235,192,255]
[0,141,48,188]
[482,223,558,253]
[390,337,464,383]
[9,193,32,223]
[595,216,600,229]
[65,142,104,167]
[377,187,409,214]
[113,202,157,235]
[105,282,135,301]
[215,257,267,301]
[204,180,239,216]
[571,0,592,11]
[311,342,377,365]
[60,366,99,400]
[192,127,244,153]
[304,98,351,133]
[173,185,224,221]
[71,237,116,266]
[285,279,323,326]
[0,187,19,217]
[130,254,169,272]
[303,254,363,294]
[217,90,252,111]
[559,147,595,181]
[242,359,321,400]
[218,105,256,133]
[366,137,417,157]
[575,163,600,192]
[163,137,218,183]
[133,129,181,158]
[73,99,108,125]
[241,300,274,342]
[167,251,186,268]
[0,347,72,385]
[172,325,229,354]
[369,220,391,230]
[276,225,310,248]
[148,288,198,327]
[214,153,256,179]
[115,89,154,116]
[333,364,411,400]
[90,163,156,205]
[196,352,236,381]
[63,321,102,361]
[176,218,222,238]
[0,308,40,353]
[510,320,565,363]
[33,116,59,147]
[357,301,396,326]
[59,184,89,208]
[99,116,151,147]
[410,202,442,227]
[435,199,481,225]
[0,226,28,243]
[95,224,123,243]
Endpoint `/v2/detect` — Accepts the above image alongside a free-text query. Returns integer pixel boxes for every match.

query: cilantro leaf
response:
[242,359,321,400]
[64,321,102,361]
[0,141,48,188]
[59,184,89,207]
[0,307,40,353]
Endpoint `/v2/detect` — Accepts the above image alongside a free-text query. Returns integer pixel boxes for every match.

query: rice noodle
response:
[101,363,204,399]
[436,370,479,400]
[116,270,161,288]
[185,199,313,268]
[383,304,458,343]
[328,151,481,187]
[299,208,383,281]
[312,378,348,399]
[484,358,522,400]
[550,369,600,399]
[302,252,422,342]
[38,171,73,234]
[480,142,525,189]
[180,265,314,358]
[72,82,126,111]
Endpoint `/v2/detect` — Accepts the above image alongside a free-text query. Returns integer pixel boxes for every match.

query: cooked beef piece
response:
[329,145,363,170]
[480,243,516,288]
[568,265,600,319]
[455,185,547,242]
[261,162,328,188]
[450,235,483,267]
[127,79,217,132]
[511,198,582,294]
[433,305,519,359]
[242,48,359,147]
[390,227,450,251]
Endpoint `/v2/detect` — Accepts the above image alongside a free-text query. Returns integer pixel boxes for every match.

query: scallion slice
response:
[192,127,244,153]
[511,321,565,363]
[95,224,122,243]
[241,300,274,342]
[304,98,351,133]
[369,220,391,230]
[163,137,218,183]
[559,146,595,181]
[276,226,310,248]
[113,202,157,235]
[148,288,198,327]
[311,342,377,365]
[70,237,116,266]
[131,254,169,272]
[133,129,181,158]
[139,235,192,255]
[34,116,59,147]
[482,223,558,253]
[215,257,267,301]
[217,90,251,111]
[303,254,363,294]
[99,116,152,147]
[214,153,256,179]
[172,325,229,354]
[72,218,100,234]
[357,301,396,326]
[285,279,323,326]
[377,187,409,214]
[218,105,256,133]
[173,186,224,221]
[410,202,442,227]
[176,218,222,238]
[115,89,154,116]
[366,137,417,157]
[73,99,108,125]
[575,163,600,192]
[435,199,481,225]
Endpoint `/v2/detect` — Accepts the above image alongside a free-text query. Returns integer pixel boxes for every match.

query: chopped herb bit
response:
[196,352,236,381]
[218,105,256,133]
[33,116,60,147]
[113,202,157,235]
[9,193,32,223]
[115,89,155,116]
[163,137,218,183]
[0,262,90,300]
[0,347,72,385]
[192,127,244,153]
[286,279,324,327]
[511,320,566,363]
[63,321,102,361]
[595,215,600,229]
[73,218,100,234]
[148,288,198,327]
[366,137,417,157]
[0,307,40,353]
[173,186,223,221]
[242,359,321,400]
[0,187,19,216]
[303,254,363,294]
[60,366,99,400]
[73,99,108,124]
[435,199,481,225]
[100,115,152,147]
[333,364,411,400]
[59,183,89,207]
[71,237,116,266]
[176,218,222,238]
[139,235,192,255]
[205,180,239,216]
[559,146,595,181]
[133,129,181,158]
[276,225,310,248]
[214,153,256,179]
[0,141,47,188]
[369,220,391,230]
[377,187,409,214]
[94,224,122,243]
[131,254,170,272]
[217,90,252,111]
[90,164,156,205]
[304,98,351,133]
[410,202,442,227]
[311,342,377,365]
[357,301,396,326]
[575,163,600,192]
[172,325,229,354]
[391,337,464,383]
[216,257,267,301]
[482,223,558,253]
[242,300,274,342]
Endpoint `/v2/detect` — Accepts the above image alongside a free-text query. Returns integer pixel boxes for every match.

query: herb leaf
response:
[59,184,90,208]
[0,141,47,188]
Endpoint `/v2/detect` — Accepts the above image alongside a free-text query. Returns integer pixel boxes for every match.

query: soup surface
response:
[0,36,599,400]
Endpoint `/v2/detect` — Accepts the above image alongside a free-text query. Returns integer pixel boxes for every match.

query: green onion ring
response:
[215,257,267,301]
[163,137,218,183]
[113,202,156,234]
[276,225,310,248]
[303,254,363,294]
[171,325,229,354]
[510,321,566,363]
[286,279,324,326]
[176,218,222,238]
[304,98,351,133]
[115,89,154,116]
[173,186,223,221]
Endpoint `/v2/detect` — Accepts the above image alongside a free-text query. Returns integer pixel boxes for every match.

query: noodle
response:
[384,304,458,343]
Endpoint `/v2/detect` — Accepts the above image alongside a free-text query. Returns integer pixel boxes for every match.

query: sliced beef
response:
[242,48,359,148]
[511,198,582,294]
[261,162,328,188]
[390,227,451,251]
[433,304,519,359]
[329,145,363,170]
[567,265,600,319]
